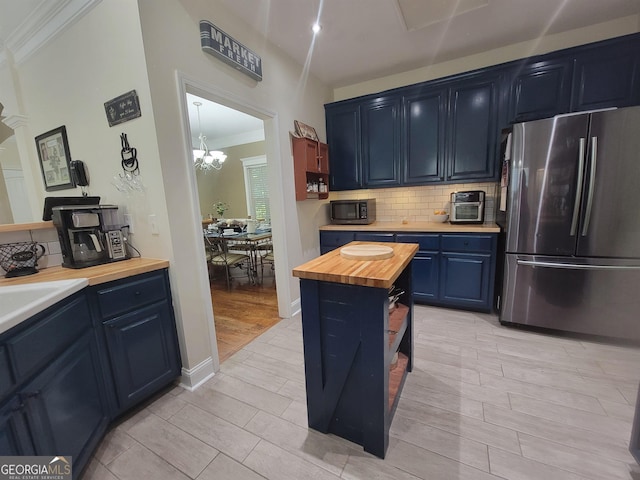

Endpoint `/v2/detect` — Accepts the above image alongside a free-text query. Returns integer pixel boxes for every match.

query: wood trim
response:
[0,221,54,233]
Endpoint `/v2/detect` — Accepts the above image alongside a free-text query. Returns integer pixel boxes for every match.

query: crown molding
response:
[2,114,29,129]
[5,0,101,66]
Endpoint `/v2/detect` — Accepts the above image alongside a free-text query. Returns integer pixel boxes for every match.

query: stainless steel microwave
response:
[330,199,376,225]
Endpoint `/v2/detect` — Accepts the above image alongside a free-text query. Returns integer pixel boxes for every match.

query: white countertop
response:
[0,278,88,335]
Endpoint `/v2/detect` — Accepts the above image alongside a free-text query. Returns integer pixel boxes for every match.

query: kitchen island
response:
[293,241,418,458]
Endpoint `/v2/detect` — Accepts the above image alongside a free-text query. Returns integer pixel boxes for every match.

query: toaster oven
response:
[450,191,485,224]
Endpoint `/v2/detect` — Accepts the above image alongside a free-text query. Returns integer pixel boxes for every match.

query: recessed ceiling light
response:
[312,23,321,34]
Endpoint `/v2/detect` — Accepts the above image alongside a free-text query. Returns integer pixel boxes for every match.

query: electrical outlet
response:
[124,214,134,234]
[149,214,159,235]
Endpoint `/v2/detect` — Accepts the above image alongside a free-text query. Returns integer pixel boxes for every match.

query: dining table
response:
[204,229,272,283]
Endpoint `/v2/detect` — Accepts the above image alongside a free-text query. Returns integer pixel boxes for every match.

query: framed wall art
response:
[294,120,319,141]
[35,126,76,191]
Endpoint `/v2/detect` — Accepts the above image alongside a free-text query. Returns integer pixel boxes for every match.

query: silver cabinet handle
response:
[582,136,597,236]
[570,138,586,236]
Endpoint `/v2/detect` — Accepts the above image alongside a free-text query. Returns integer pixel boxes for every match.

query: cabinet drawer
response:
[7,294,91,381]
[441,235,494,253]
[96,272,167,319]
[396,234,440,251]
[0,346,13,399]
[354,232,395,242]
[320,231,355,247]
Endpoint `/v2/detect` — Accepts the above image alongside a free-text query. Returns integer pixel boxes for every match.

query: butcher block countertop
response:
[319,221,500,233]
[0,258,169,287]
[293,241,418,289]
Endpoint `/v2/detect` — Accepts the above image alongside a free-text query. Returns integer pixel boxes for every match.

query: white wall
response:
[137,0,332,381]
[0,0,332,387]
[334,14,640,101]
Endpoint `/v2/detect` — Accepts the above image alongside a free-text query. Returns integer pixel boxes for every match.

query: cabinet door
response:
[447,73,503,182]
[362,96,401,187]
[326,103,362,190]
[103,301,180,413]
[509,58,573,123]
[23,332,108,462]
[440,253,492,309]
[412,253,440,302]
[571,42,640,111]
[0,399,33,455]
[301,139,319,172]
[403,88,447,184]
[318,142,329,174]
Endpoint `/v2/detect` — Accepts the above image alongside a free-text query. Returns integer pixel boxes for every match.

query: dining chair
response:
[260,244,275,284]
[204,235,252,289]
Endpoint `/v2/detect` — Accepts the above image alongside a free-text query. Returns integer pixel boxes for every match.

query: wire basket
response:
[0,242,46,277]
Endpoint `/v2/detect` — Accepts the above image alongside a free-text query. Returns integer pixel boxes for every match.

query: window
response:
[242,156,270,221]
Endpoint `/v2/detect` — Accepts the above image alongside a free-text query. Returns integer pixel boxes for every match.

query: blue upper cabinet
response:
[508,57,573,123]
[325,33,640,191]
[362,96,402,187]
[326,102,362,191]
[402,87,447,184]
[571,38,640,111]
[446,71,505,182]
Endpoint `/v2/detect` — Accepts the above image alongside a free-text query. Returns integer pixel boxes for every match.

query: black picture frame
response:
[35,126,76,191]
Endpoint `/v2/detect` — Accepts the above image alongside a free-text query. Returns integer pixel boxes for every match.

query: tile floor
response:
[84,305,640,480]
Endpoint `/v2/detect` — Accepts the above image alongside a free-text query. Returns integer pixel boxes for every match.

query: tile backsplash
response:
[0,227,63,272]
[329,182,499,223]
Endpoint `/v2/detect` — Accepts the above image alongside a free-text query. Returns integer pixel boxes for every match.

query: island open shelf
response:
[293,241,418,458]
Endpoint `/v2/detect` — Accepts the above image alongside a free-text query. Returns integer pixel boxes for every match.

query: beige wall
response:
[0,136,19,224]
[196,141,265,219]
[334,15,640,101]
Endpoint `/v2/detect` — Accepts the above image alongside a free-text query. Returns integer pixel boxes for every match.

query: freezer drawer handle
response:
[581,136,598,236]
[517,259,640,270]
[570,138,586,236]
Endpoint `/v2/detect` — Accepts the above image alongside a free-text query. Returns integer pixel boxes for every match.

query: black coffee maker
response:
[52,205,128,268]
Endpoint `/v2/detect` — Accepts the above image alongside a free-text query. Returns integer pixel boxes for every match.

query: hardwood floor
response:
[209,269,279,363]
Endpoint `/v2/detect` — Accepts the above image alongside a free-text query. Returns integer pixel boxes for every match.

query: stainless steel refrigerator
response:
[499,106,640,341]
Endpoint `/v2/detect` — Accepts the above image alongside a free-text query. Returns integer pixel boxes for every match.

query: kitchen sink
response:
[0,279,88,334]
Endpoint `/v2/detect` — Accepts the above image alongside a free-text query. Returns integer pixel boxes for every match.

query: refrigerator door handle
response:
[516,259,640,270]
[570,137,587,236]
[581,136,598,236]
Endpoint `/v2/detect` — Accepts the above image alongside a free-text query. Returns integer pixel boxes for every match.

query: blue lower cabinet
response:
[23,332,109,472]
[0,268,182,478]
[440,253,493,310]
[320,231,355,254]
[412,253,440,302]
[324,230,497,312]
[103,301,180,413]
[0,398,33,455]
[92,270,181,417]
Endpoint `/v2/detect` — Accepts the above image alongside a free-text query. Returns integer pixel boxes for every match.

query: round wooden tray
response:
[339,244,394,260]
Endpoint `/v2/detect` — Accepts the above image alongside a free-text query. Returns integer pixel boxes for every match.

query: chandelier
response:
[192,101,226,171]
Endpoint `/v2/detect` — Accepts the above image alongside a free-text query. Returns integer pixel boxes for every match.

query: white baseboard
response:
[290,298,301,318]
[178,356,216,391]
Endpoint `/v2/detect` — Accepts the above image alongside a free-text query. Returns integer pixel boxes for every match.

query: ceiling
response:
[2,0,639,143]
[218,0,640,87]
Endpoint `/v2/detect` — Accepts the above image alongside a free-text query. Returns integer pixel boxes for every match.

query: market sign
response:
[200,20,262,81]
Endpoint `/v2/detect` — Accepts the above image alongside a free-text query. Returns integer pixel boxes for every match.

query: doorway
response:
[185,92,281,363]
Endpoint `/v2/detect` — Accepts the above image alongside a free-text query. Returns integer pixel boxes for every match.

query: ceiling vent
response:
[395,0,489,31]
